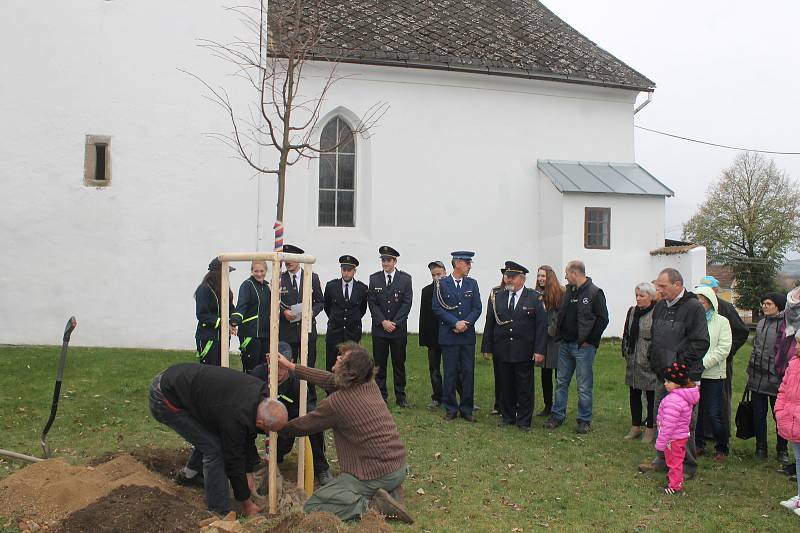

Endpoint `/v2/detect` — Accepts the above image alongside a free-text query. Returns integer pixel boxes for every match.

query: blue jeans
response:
[551,342,596,423]
[442,344,475,417]
[695,378,728,454]
[148,374,230,514]
[794,443,800,497]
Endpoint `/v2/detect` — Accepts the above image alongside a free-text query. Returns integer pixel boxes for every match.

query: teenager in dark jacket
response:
[195,258,236,366]
[544,260,608,434]
[419,261,447,408]
[231,260,271,372]
[638,268,709,479]
[149,363,287,516]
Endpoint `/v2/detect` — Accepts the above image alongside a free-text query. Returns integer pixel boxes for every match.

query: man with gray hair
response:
[149,363,288,517]
[544,260,608,434]
[638,267,709,477]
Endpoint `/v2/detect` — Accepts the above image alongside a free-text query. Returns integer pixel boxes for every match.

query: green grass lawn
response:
[1,338,797,532]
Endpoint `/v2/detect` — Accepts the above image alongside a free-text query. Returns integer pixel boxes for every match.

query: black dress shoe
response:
[518,426,531,433]
[396,400,411,408]
[443,412,457,421]
[461,413,477,422]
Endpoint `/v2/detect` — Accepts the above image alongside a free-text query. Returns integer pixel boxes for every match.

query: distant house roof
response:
[650,239,700,256]
[268,0,655,92]
[706,264,735,289]
[538,160,674,197]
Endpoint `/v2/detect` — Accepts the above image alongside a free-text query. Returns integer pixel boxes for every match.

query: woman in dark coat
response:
[535,265,564,417]
[621,282,659,442]
[194,258,235,366]
[747,292,789,462]
[231,260,271,372]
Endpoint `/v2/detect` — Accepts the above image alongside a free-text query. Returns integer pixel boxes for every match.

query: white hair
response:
[635,282,656,299]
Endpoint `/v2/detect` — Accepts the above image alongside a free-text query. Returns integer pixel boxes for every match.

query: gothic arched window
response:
[318,118,355,227]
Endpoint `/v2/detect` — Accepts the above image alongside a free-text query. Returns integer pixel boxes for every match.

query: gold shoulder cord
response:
[434,279,459,311]
[490,288,513,326]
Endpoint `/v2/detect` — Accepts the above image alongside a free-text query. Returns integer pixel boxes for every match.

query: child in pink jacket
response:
[775,331,800,516]
[656,362,700,494]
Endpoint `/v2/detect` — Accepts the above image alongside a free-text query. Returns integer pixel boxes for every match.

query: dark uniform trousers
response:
[239,337,268,373]
[497,361,534,427]
[368,270,413,404]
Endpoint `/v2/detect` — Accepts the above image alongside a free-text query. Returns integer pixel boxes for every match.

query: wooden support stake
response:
[268,259,282,515]
[220,261,230,368]
[296,263,313,489]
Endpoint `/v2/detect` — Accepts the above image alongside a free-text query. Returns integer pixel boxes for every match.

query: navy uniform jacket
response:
[431,276,482,346]
[195,283,234,342]
[481,287,547,363]
[323,278,368,344]
[418,283,440,349]
[367,270,413,339]
[279,270,324,343]
[231,276,271,339]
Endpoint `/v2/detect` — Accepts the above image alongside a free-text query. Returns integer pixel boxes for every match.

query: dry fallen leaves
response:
[416,488,426,495]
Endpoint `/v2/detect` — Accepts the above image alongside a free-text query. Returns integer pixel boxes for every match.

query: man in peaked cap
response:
[368,245,414,407]
[279,244,324,402]
[481,261,546,432]
[432,251,482,421]
[324,255,369,372]
[419,260,448,409]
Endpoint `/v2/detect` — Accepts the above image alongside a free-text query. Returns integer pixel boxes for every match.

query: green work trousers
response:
[303,464,407,520]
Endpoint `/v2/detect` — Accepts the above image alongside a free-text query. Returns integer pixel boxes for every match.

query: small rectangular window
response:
[584,207,610,249]
[84,135,112,186]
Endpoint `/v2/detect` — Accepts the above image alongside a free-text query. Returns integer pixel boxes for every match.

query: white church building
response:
[0,1,705,349]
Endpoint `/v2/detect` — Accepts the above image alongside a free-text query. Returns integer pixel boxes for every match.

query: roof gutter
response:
[633,92,653,114]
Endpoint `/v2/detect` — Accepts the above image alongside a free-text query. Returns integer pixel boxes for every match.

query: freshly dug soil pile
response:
[297,511,344,532]
[91,448,189,479]
[55,485,210,533]
[354,510,393,533]
[0,455,179,523]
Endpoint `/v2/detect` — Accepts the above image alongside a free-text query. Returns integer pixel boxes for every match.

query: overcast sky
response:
[546,0,800,240]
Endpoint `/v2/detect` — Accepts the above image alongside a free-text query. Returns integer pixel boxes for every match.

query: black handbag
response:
[735,389,755,440]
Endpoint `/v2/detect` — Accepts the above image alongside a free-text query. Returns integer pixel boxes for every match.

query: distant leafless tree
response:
[185,0,387,222]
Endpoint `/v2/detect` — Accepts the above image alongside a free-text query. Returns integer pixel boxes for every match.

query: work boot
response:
[641,427,655,444]
[624,426,642,440]
[174,469,204,488]
[777,448,790,465]
[369,488,414,524]
[317,469,334,486]
[575,421,591,434]
[543,416,563,430]
[389,484,405,503]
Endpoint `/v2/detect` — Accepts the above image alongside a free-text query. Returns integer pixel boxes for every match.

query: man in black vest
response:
[545,260,609,434]
[323,255,368,371]
[481,261,547,431]
[368,245,413,407]
[419,260,447,408]
[279,244,324,400]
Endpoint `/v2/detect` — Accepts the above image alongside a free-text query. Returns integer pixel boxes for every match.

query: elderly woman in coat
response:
[747,292,790,463]
[621,282,659,443]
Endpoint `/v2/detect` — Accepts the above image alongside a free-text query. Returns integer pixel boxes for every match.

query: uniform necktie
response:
[344,282,350,301]
[510,291,516,311]
[292,274,298,292]
[456,279,461,290]
[387,274,392,287]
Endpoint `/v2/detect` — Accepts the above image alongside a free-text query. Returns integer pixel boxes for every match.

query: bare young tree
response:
[186,0,386,227]
[683,152,800,314]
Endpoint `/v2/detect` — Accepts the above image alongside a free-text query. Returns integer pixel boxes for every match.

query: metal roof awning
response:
[538,160,674,197]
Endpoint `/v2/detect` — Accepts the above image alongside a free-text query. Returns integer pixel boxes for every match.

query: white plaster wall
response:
[651,247,708,290]
[559,193,666,337]
[0,1,646,348]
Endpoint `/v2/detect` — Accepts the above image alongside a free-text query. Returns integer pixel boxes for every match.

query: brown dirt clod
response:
[354,510,393,533]
[297,511,344,532]
[54,484,210,533]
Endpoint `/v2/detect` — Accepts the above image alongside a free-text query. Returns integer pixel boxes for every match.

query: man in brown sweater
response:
[278,341,412,523]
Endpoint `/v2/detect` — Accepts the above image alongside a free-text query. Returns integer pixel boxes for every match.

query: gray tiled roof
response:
[538,160,674,197]
[268,1,655,91]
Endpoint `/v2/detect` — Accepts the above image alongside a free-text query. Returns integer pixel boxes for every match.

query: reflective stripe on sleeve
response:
[240,337,253,350]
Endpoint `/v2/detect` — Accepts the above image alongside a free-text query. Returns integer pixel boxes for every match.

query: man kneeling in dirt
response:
[277,341,413,524]
[148,363,288,516]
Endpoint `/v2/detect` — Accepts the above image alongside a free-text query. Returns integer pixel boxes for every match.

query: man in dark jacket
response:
[323,255,368,372]
[279,244,324,400]
[368,245,413,407]
[419,260,447,408]
[698,275,749,438]
[148,363,288,516]
[481,261,547,431]
[638,267,710,478]
[544,260,609,434]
